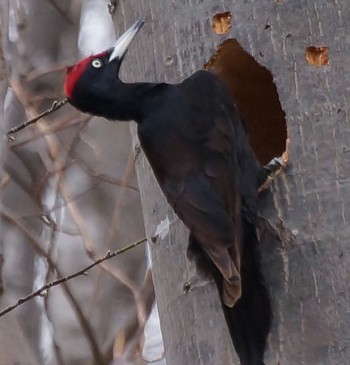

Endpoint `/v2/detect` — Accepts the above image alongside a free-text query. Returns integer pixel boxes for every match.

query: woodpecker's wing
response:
[166,70,245,306]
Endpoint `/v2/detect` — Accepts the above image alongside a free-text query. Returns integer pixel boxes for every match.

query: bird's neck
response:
[107,82,165,123]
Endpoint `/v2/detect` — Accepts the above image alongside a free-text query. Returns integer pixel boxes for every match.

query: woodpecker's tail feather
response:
[222,219,271,365]
[188,223,271,365]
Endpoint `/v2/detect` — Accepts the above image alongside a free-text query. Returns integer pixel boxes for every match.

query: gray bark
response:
[115,1,350,364]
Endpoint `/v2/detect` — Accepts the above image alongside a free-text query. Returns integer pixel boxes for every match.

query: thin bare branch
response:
[6,98,68,137]
[0,237,146,318]
[77,160,139,192]
[63,175,147,320]
[1,208,105,365]
[113,269,155,360]
[102,150,148,324]
[1,208,57,267]
[8,113,89,148]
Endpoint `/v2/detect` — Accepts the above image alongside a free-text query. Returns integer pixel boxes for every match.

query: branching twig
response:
[0,237,146,318]
[9,113,89,148]
[6,98,68,137]
[1,199,105,364]
[78,160,139,192]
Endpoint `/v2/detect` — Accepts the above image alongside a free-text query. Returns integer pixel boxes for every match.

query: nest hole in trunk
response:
[204,39,287,165]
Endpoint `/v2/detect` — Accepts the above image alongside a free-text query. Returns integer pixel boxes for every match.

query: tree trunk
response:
[114,1,350,364]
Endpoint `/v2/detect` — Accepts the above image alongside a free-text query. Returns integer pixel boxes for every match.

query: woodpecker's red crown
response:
[64,51,108,100]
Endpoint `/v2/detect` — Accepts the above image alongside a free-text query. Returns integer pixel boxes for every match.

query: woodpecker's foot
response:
[183,276,211,294]
[258,152,288,192]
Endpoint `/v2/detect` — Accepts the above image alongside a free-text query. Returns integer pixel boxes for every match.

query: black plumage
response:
[65,20,272,365]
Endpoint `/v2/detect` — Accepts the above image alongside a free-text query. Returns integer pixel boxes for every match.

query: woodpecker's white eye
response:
[92,59,102,68]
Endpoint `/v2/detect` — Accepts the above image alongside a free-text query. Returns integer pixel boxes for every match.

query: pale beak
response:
[108,19,144,62]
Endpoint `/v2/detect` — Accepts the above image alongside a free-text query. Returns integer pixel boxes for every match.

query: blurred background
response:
[0,1,163,364]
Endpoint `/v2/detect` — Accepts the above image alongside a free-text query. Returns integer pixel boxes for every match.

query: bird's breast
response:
[137,117,201,181]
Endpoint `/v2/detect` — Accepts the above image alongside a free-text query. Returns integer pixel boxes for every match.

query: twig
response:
[1,207,105,364]
[6,98,68,137]
[101,150,147,325]
[9,113,89,148]
[0,237,146,318]
[114,269,155,360]
[78,160,139,192]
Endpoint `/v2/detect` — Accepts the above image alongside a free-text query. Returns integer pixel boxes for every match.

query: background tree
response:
[0,1,155,364]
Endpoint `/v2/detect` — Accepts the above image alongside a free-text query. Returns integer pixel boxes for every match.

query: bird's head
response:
[64,19,144,117]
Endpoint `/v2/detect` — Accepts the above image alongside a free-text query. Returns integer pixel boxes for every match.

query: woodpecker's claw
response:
[183,276,211,294]
[183,281,192,293]
[258,151,288,192]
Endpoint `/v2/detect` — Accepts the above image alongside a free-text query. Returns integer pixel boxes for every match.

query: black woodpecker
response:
[65,20,273,365]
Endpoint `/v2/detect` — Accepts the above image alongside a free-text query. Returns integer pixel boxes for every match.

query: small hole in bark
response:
[165,56,174,66]
[204,39,287,165]
[212,11,232,34]
[305,46,329,67]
